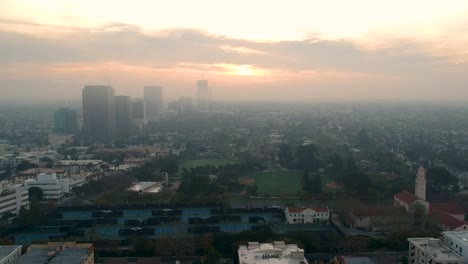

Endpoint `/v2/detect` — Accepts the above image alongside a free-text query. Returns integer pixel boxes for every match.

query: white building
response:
[442,231,468,260]
[238,241,308,264]
[0,245,22,264]
[56,160,103,174]
[0,155,24,170]
[409,231,468,264]
[25,173,63,200]
[0,181,29,218]
[25,172,86,200]
[415,166,427,200]
[284,207,329,224]
[408,237,463,264]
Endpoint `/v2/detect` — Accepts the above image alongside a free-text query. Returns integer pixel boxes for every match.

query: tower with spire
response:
[415,165,427,200]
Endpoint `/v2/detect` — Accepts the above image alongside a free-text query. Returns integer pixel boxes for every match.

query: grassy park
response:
[239,170,303,196]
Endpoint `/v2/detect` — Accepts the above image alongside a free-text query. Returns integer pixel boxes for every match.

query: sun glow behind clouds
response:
[2,0,468,42]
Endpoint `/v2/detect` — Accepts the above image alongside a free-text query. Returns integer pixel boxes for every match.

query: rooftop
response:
[19,242,93,264]
[238,241,308,264]
[394,191,420,204]
[408,237,463,262]
[443,231,468,244]
[19,248,90,264]
[0,245,22,260]
[342,256,375,264]
[430,210,468,229]
[352,206,405,217]
[286,207,328,214]
[430,203,465,215]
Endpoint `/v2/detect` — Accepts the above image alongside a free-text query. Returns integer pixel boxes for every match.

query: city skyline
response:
[1,1,468,103]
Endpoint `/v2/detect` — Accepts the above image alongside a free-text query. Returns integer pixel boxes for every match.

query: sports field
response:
[321,174,344,195]
[239,170,303,196]
[179,158,238,171]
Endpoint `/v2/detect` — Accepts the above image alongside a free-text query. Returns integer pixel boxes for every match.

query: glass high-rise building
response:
[143,86,163,123]
[197,80,211,111]
[115,95,133,132]
[53,108,78,134]
[82,85,115,136]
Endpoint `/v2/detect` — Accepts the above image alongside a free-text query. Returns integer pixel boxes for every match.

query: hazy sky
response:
[1,0,468,102]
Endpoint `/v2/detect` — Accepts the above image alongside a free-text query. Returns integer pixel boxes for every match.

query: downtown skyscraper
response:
[196,80,211,112]
[143,86,163,123]
[82,85,115,136]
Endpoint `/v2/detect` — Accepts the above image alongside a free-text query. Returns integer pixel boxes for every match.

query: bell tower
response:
[415,166,426,200]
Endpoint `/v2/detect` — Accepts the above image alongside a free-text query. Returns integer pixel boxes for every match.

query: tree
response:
[312,174,322,194]
[426,166,459,194]
[204,248,221,264]
[28,187,43,202]
[39,157,54,168]
[296,144,318,171]
[408,203,428,229]
[343,171,371,196]
[16,160,37,172]
[302,170,311,192]
[246,185,258,196]
[278,144,293,168]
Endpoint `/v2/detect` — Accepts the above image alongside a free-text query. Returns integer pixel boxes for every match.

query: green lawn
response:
[240,170,303,196]
[179,158,238,171]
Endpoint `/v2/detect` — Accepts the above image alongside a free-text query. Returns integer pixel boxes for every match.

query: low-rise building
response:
[430,203,465,221]
[408,237,463,264]
[25,173,63,200]
[442,231,468,259]
[56,160,103,174]
[284,207,329,224]
[0,245,22,264]
[19,242,94,264]
[238,241,308,264]
[349,206,407,232]
[430,210,468,231]
[394,191,429,212]
[0,181,29,218]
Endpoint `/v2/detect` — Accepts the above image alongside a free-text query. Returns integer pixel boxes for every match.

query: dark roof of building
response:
[430,209,468,229]
[286,207,329,213]
[430,203,465,215]
[352,206,406,217]
[98,257,170,264]
[394,191,420,204]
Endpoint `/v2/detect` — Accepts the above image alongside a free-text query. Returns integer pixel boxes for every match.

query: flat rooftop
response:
[0,245,21,259]
[19,248,90,264]
[443,231,468,244]
[408,238,463,262]
[238,242,308,264]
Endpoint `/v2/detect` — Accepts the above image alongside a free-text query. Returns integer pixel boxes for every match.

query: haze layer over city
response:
[2,1,468,264]
[2,0,468,103]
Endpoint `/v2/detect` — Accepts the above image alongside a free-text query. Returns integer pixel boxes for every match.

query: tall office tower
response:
[143,86,163,123]
[179,96,193,115]
[53,107,78,134]
[197,80,212,111]
[132,98,145,126]
[82,85,115,136]
[115,95,133,132]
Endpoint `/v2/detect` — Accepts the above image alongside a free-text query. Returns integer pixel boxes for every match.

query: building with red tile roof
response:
[430,203,465,221]
[350,206,408,232]
[394,191,429,212]
[430,209,468,231]
[284,207,329,224]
